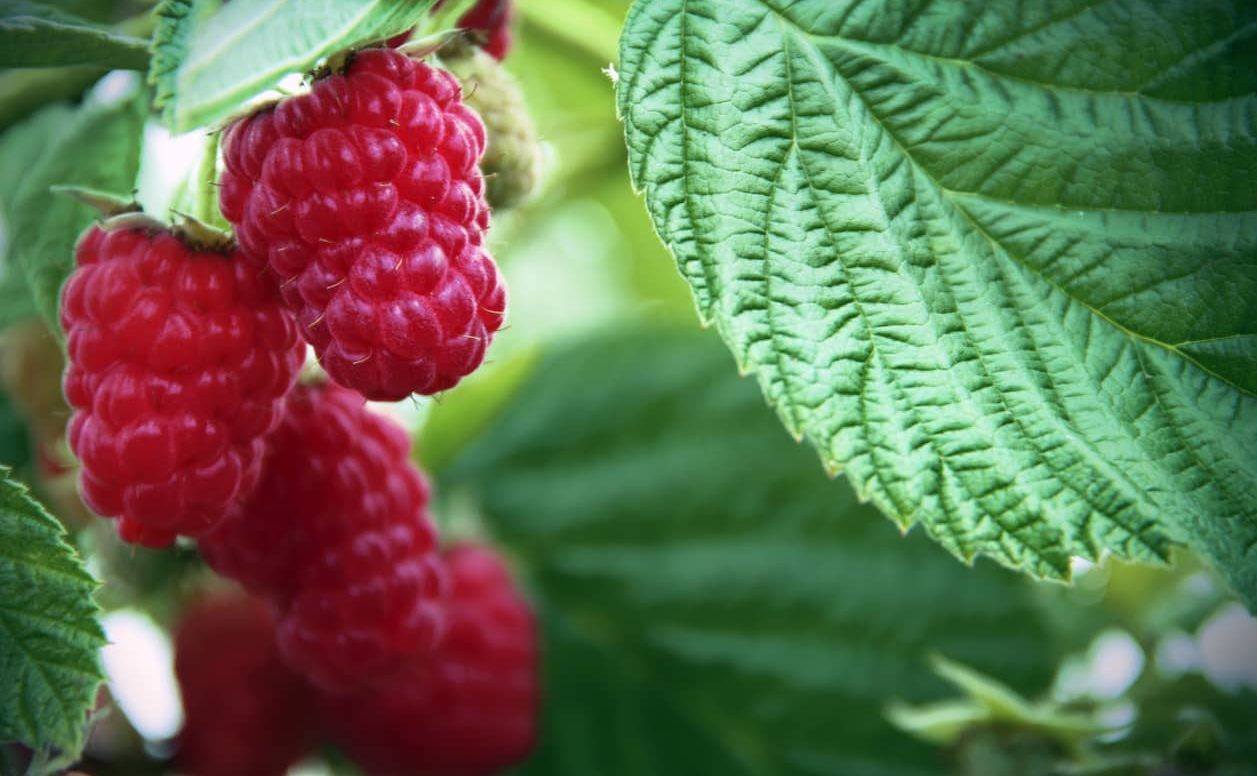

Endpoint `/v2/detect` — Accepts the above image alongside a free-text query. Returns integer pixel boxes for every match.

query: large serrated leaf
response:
[0,470,104,757]
[0,1,149,69]
[445,328,1058,775]
[617,0,1257,607]
[6,82,145,336]
[153,0,438,131]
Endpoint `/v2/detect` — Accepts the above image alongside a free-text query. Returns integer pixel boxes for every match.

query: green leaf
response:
[446,328,1059,775]
[415,347,539,473]
[0,67,103,135]
[153,0,438,131]
[524,605,756,776]
[0,391,32,471]
[0,1,149,69]
[0,104,72,333]
[617,0,1257,606]
[1107,673,1257,775]
[6,82,145,335]
[0,470,104,757]
[889,656,1103,748]
[148,0,216,118]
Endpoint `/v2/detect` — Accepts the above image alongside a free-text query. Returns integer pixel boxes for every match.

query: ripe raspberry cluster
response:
[62,46,510,547]
[220,48,506,401]
[177,542,536,776]
[59,26,534,776]
[61,225,303,546]
[201,381,448,691]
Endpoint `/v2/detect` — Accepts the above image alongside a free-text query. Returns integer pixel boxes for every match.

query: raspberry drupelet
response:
[60,225,304,547]
[219,48,507,401]
[199,380,448,691]
[320,543,538,776]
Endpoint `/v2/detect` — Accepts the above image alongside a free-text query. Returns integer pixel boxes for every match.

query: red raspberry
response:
[174,591,316,776]
[396,1,513,59]
[320,543,538,776]
[457,0,514,60]
[60,225,304,547]
[199,381,447,691]
[219,49,507,401]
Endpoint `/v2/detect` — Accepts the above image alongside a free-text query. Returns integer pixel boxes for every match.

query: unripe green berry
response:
[442,40,543,210]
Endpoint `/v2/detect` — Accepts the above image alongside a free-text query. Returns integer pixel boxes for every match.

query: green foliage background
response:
[0,0,1253,774]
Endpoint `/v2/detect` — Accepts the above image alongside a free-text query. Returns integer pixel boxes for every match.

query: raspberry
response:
[220,49,507,401]
[320,543,538,776]
[174,591,316,776]
[199,381,447,691]
[60,225,304,547]
[441,40,541,210]
[454,0,514,60]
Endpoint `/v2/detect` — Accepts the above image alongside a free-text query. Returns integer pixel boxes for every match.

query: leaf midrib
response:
[731,13,1171,567]
[755,0,1254,398]
[175,0,404,127]
[770,0,1252,107]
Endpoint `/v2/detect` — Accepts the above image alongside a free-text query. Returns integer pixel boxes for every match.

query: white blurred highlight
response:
[100,610,184,741]
[135,124,207,219]
[1056,629,1145,701]
[1086,630,1145,699]
[1199,603,1257,690]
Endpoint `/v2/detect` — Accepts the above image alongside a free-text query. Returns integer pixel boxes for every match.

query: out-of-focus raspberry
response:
[174,591,316,776]
[60,225,304,546]
[199,381,447,691]
[320,543,538,776]
[454,0,514,60]
[220,48,506,401]
[440,39,541,210]
[405,0,513,60]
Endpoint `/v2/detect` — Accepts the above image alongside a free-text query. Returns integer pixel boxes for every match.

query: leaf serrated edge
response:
[0,468,105,757]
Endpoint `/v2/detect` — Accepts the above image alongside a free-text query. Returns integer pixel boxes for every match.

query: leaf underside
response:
[0,472,104,756]
[447,329,1057,775]
[618,0,1257,606]
[153,0,439,131]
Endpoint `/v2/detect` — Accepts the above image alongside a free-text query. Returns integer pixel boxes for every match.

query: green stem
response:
[424,0,478,34]
[194,130,221,226]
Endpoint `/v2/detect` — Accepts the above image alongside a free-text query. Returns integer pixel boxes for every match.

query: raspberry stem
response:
[424,0,480,34]
[194,130,223,228]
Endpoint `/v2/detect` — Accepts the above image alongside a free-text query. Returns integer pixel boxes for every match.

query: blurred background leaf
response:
[3,77,145,336]
[444,327,1060,775]
[0,2,150,69]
